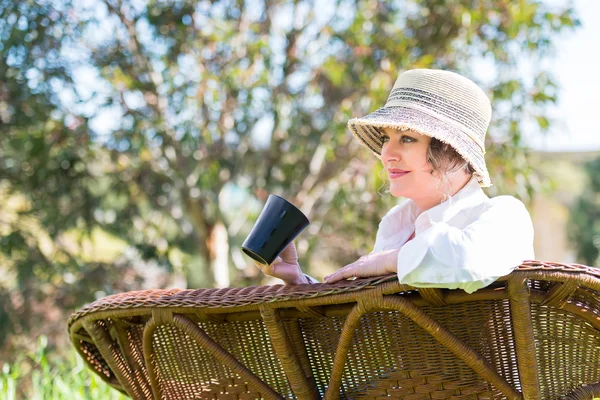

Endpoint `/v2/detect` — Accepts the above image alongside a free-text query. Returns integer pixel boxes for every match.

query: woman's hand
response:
[254,241,309,285]
[324,248,400,283]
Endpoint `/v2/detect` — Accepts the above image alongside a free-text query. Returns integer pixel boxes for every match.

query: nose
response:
[380,141,398,167]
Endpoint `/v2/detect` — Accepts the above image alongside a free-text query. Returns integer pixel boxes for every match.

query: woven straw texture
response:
[68,261,600,399]
[347,69,493,187]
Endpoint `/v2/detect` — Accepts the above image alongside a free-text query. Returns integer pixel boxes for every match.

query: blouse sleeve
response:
[397,195,535,294]
[303,273,320,284]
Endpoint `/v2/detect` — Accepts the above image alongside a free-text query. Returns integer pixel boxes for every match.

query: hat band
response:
[388,70,491,118]
[385,87,489,138]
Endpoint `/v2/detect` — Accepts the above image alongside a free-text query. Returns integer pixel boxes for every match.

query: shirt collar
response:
[413,175,489,235]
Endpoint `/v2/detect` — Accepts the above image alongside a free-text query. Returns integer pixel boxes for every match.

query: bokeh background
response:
[1,0,599,398]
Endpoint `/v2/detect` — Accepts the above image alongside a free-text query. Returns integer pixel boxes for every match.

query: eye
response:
[381,134,415,144]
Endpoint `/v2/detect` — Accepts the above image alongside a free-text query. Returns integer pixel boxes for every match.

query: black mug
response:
[241,195,310,265]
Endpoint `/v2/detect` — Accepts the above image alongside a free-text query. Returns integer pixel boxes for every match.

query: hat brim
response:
[348,106,492,188]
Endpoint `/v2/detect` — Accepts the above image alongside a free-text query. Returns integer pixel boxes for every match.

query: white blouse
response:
[371,175,535,293]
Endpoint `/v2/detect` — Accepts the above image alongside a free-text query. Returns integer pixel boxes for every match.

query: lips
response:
[387,169,410,179]
[388,171,410,179]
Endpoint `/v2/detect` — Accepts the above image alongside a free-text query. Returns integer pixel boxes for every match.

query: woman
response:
[255,69,535,293]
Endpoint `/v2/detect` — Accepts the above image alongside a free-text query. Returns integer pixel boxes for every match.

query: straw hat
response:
[347,69,493,187]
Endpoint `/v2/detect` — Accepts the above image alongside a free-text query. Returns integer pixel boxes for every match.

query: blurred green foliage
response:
[0,335,126,399]
[568,156,600,266]
[0,0,580,384]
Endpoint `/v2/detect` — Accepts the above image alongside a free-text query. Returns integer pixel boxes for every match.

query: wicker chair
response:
[68,261,600,399]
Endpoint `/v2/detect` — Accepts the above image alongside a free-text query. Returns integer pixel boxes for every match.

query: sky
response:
[525,0,600,152]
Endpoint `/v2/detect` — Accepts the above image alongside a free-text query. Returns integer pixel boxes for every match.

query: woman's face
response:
[380,127,440,200]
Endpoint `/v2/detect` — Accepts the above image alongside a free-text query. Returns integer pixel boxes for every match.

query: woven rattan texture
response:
[78,338,114,382]
[68,261,600,399]
[299,302,515,399]
[68,275,400,327]
[67,262,600,328]
[532,304,600,398]
[198,378,266,399]
[149,321,292,399]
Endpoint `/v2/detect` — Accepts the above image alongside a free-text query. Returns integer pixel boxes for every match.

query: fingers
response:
[279,242,298,264]
[254,260,272,275]
[254,256,283,277]
[324,263,356,283]
[324,255,368,283]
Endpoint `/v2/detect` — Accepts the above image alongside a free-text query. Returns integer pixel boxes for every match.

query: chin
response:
[389,186,411,198]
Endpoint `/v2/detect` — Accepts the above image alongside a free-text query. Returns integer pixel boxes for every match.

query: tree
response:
[0,0,579,351]
[567,156,600,266]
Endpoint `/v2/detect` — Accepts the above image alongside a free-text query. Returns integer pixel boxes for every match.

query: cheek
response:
[406,153,435,184]
[418,146,432,166]
[408,147,432,170]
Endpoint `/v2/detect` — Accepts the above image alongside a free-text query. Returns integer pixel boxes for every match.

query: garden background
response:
[1,0,599,398]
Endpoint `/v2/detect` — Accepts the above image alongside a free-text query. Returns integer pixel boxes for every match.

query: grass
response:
[0,335,126,400]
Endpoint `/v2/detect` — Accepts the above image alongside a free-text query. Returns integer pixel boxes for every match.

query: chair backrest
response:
[68,262,600,399]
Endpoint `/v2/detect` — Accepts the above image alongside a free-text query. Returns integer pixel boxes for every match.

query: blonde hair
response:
[427,137,475,177]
